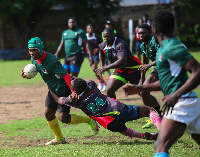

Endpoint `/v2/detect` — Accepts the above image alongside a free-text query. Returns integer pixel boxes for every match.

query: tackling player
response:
[50,78,162,140]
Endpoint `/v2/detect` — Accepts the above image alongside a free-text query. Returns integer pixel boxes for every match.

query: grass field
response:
[0,52,200,157]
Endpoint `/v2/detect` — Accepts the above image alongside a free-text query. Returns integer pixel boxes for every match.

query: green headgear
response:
[28,37,44,55]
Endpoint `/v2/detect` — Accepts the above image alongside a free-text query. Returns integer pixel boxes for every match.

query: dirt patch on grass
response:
[0,82,163,148]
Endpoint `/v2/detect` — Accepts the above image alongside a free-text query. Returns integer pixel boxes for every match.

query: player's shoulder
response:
[62,29,69,33]
[76,28,86,33]
[115,38,127,48]
[100,42,106,50]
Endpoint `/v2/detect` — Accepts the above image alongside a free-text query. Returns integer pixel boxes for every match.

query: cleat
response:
[89,119,99,135]
[101,84,107,92]
[45,137,66,145]
[142,132,158,140]
[142,119,153,129]
[98,83,103,91]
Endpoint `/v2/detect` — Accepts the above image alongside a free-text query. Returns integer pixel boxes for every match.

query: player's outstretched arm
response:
[123,80,161,96]
[50,90,63,104]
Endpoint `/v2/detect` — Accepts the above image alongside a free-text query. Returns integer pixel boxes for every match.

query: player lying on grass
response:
[50,78,162,140]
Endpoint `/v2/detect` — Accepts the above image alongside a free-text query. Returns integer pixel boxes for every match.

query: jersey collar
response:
[37,51,47,64]
[104,37,117,50]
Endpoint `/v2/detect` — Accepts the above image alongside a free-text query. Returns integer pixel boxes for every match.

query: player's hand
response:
[122,84,141,96]
[54,52,58,57]
[69,92,79,102]
[21,68,31,79]
[95,67,105,76]
[93,48,99,55]
[161,94,179,116]
[138,64,151,74]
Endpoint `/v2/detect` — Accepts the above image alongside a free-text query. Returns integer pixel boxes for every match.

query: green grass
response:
[0,52,200,156]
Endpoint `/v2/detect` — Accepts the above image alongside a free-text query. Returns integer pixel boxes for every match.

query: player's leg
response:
[107,105,157,140]
[154,118,186,156]
[191,134,200,145]
[141,69,160,110]
[45,91,66,145]
[63,58,71,74]
[70,54,84,77]
[106,77,125,99]
[139,105,161,130]
[90,54,106,91]
[140,69,160,129]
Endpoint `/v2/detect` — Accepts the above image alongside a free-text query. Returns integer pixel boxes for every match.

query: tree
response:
[0,0,122,50]
[0,0,64,49]
[174,0,200,18]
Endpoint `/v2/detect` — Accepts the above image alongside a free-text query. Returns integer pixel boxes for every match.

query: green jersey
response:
[62,28,87,57]
[140,36,159,62]
[31,52,71,96]
[156,37,193,95]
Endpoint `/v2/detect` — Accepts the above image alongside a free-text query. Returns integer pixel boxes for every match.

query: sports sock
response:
[149,111,161,130]
[154,152,169,157]
[70,114,91,124]
[120,128,142,138]
[98,80,103,83]
[47,117,63,139]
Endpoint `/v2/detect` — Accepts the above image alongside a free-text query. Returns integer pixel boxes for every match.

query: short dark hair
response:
[68,17,76,22]
[103,27,114,35]
[138,23,151,33]
[86,23,93,29]
[72,78,87,95]
[152,10,174,34]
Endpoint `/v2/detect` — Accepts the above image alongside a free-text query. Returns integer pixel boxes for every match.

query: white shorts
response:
[164,96,200,135]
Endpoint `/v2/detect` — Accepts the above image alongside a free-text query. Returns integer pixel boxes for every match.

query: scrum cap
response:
[28,37,44,55]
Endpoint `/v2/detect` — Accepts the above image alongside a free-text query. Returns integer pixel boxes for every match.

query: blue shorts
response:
[135,40,141,52]
[87,53,99,63]
[63,53,84,73]
[107,105,140,132]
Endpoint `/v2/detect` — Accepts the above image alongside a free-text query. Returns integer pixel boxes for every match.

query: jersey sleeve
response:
[169,44,193,67]
[79,29,87,41]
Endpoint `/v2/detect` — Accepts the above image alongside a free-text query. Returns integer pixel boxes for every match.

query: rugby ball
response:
[23,64,38,79]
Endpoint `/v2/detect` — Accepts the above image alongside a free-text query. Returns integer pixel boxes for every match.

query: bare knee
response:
[57,112,71,123]
[45,109,56,121]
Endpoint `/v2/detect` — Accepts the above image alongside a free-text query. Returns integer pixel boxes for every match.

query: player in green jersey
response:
[138,23,161,129]
[55,17,93,77]
[123,10,200,157]
[21,37,98,145]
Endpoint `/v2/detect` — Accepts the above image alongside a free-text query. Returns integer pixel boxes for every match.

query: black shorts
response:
[45,90,71,113]
[150,68,158,79]
[111,69,141,85]
[64,53,84,67]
